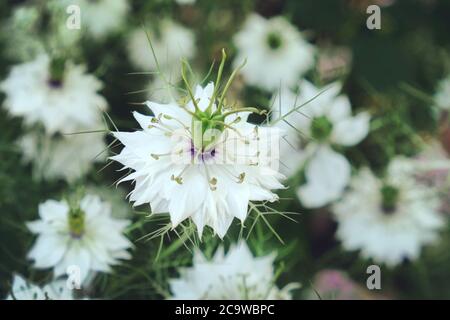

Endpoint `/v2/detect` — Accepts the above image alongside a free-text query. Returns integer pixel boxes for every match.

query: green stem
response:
[206,49,227,114]
[181,60,202,114]
[220,107,265,118]
[217,58,247,113]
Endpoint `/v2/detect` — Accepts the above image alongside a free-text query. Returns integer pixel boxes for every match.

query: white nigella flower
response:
[7,275,74,300]
[272,80,370,208]
[59,0,129,39]
[111,55,285,238]
[127,20,196,72]
[434,76,450,110]
[332,157,445,267]
[0,54,107,135]
[169,242,298,299]
[233,14,315,92]
[27,194,133,283]
[18,132,106,182]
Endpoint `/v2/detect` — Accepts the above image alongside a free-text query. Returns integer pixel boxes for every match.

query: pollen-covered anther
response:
[209,177,218,191]
[230,116,241,125]
[252,127,261,140]
[151,152,172,160]
[171,174,183,184]
[237,172,246,183]
[175,148,184,155]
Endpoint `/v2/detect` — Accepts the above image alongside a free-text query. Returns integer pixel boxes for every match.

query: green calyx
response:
[380,184,399,214]
[49,57,65,87]
[68,206,85,238]
[266,32,283,50]
[311,116,333,141]
[182,49,266,151]
[191,114,225,150]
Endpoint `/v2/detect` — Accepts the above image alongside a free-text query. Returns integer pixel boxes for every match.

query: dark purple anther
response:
[190,141,216,162]
[48,78,63,88]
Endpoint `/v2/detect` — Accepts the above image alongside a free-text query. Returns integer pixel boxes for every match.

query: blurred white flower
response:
[233,14,315,91]
[3,3,82,62]
[127,20,196,73]
[7,275,74,300]
[2,5,44,61]
[8,5,40,32]
[272,80,370,208]
[19,132,106,182]
[27,194,132,283]
[434,76,450,110]
[111,82,284,238]
[176,0,196,5]
[333,158,445,267]
[59,0,129,39]
[0,54,107,135]
[169,242,298,299]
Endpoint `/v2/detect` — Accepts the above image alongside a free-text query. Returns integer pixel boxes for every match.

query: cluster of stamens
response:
[144,50,268,191]
[68,206,85,239]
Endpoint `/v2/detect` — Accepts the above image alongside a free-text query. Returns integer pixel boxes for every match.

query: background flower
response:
[169,242,298,299]
[333,158,445,266]
[0,54,107,135]
[233,14,315,92]
[7,275,74,300]
[27,194,132,283]
[272,80,370,208]
[127,20,196,74]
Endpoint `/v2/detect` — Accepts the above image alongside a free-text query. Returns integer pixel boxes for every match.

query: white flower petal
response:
[28,234,68,268]
[331,112,370,146]
[327,96,351,123]
[298,146,351,208]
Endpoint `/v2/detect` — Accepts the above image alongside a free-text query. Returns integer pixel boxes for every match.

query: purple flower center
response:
[190,142,216,162]
[47,78,63,89]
